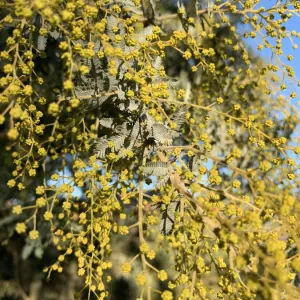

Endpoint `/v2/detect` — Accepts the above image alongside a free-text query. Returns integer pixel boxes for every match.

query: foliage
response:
[0,0,300,299]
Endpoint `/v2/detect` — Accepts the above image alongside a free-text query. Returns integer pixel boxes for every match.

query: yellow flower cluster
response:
[1,0,299,299]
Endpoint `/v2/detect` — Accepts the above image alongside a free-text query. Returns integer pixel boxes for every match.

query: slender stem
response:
[130,253,140,264]
[145,261,159,273]
[139,148,148,270]
[190,270,196,299]
[90,176,94,245]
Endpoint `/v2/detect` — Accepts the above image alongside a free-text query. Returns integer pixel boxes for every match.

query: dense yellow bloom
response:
[0,1,299,299]
[161,290,173,300]
[135,273,146,286]
[119,226,129,235]
[146,250,156,260]
[139,242,150,253]
[36,186,45,195]
[157,270,168,281]
[15,222,27,234]
[12,205,22,215]
[36,197,47,207]
[121,262,131,273]
[29,230,39,240]
[78,268,85,276]
[232,180,241,188]
[7,128,19,140]
[44,211,53,221]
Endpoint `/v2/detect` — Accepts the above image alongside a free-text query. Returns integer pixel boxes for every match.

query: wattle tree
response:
[0,0,299,299]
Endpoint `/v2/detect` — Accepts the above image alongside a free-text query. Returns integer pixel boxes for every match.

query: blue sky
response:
[247,0,299,165]
[240,0,299,152]
[249,0,300,105]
